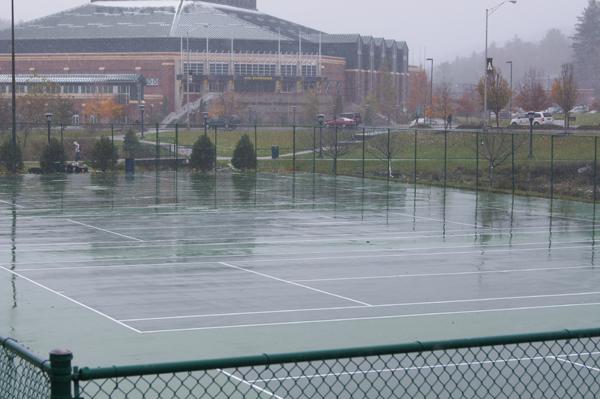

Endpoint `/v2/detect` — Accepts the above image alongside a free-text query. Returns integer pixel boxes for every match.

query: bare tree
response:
[321,127,353,174]
[368,129,402,178]
[479,131,525,187]
[434,82,454,128]
[478,71,511,127]
[516,68,550,112]
[551,63,578,128]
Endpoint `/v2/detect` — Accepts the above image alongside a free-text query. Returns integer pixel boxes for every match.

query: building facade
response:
[0,0,408,124]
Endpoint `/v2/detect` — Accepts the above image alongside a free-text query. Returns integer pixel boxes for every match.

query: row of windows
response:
[0,84,131,95]
[184,63,317,77]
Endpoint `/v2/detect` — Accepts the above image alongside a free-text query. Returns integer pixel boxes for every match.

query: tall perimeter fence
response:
[1,328,600,398]
[3,122,600,202]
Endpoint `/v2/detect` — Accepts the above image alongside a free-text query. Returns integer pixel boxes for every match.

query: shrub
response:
[40,138,65,173]
[123,129,140,159]
[231,134,257,170]
[90,137,118,172]
[190,135,216,171]
[0,140,23,172]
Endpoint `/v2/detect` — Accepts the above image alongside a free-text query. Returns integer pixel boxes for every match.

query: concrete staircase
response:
[160,93,217,126]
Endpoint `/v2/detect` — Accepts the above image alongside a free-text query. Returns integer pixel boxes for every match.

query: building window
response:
[81,85,96,94]
[117,85,130,95]
[281,80,296,93]
[209,80,225,93]
[281,65,297,77]
[234,64,276,76]
[63,85,79,94]
[302,65,317,77]
[184,63,204,75]
[210,63,229,76]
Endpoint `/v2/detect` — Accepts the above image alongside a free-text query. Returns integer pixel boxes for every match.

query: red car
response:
[325,117,357,128]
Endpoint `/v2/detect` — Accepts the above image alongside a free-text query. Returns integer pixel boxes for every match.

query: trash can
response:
[125,158,135,174]
[271,146,279,159]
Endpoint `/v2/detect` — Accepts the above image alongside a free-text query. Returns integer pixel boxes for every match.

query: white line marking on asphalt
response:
[218,261,372,307]
[138,302,600,333]
[121,291,600,322]
[555,355,600,373]
[67,219,145,242]
[0,199,24,208]
[0,265,141,334]
[218,369,284,399]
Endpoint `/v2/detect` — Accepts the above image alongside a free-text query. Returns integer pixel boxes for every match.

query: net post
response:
[49,349,73,399]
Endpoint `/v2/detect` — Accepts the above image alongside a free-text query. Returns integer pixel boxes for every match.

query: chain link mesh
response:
[0,338,50,399]
[77,335,600,399]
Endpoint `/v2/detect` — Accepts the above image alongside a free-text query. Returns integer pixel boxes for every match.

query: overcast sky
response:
[3,0,589,63]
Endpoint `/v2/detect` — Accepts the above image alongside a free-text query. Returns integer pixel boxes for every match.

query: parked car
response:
[510,112,552,127]
[208,115,240,130]
[408,118,446,128]
[339,112,362,126]
[570,105,589,113]
[325,117,357,128]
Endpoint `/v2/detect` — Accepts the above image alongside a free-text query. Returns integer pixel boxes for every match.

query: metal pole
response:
[594,136,598,210]
[511,133,515,195]
[254,123,258,167]
[60,124,64,148]
[292,125,296,173]
[313,126,316,174]
[110,124,114,167]
[483,8,489,127]
[413,130,418,186]
[334,126,338,176]
[507,60,513,119]
[444,128,448,188]
[47,119,51,145]
[175,123,179,173]
[428,58,433,125]
[529,119,533,159]
[476,131,480,193]
[550,135,555,202]
[49,349,73,399]
[214,125,218,173]
[155,123,160,171]
[387,128,391,182]
[10,0,17,173]
[362,127,366,179]
[319,125,323,158]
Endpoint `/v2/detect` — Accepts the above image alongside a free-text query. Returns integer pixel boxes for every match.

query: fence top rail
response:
[76,327,600,381]
[0,335,50,372]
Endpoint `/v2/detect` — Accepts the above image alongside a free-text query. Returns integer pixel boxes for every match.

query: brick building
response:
[0,0,408,124]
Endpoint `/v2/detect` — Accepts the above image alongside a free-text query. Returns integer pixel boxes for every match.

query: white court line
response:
[0,265,141,334]
[12,243,596,272]
[0,199,24,208]
[249,351,600,384]
[218,369,283,399]
[138,302,600,334]
[218,262,372,307]
[294,265,599,283]
[66,219,144,242]
[122,291,600,322]
[556,357,600,373]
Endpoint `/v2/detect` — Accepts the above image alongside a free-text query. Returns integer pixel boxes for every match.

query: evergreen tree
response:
[231,134,257,170]
[573,0,600,91]
[190,135,216,171]
[40,139,65,173]
[90,137,118,172]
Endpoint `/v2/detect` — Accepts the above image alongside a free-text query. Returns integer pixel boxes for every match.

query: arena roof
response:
[0,74,143,84]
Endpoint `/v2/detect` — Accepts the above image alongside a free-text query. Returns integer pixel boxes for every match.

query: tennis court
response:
[1,171,600,370]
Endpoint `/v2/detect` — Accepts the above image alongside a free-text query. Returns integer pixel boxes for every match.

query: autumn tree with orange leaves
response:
[84,97,125,124]
[407,69,429,117]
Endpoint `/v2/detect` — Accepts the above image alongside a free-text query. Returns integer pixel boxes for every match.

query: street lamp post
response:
[426,58,433,124]
[318,114,324,158]
[203,111,209,136]
[139,103,145,139]
[292,105,297,126]
[45,113,53,144]
[506,60,513,120]
[484,1,517,127]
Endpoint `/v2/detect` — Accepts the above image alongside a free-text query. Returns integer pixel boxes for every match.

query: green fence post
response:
[175,124,179,173]
[110,124,114,168]
[475,131,480,193]
[550,135,555,202]
[362,127,366,179]
[155,123,160,171]
[334,126,338,176]
[511,133,515,195]
[313,127,316,174]
[594,136,598,207]
[60,123,64,148]
[387,128,391,184]
[293,125,296,174]
[254,123,258,168]
[49,349,73,399]
[214,125,218,173]
[443,128,448,189]
[413,129,418,186]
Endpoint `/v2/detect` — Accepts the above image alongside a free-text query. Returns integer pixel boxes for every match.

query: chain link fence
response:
[2,329,600,398]
[1,123,600,202]
[0,337,51,399]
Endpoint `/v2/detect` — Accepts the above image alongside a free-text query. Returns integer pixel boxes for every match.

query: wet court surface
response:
[1,172,600,365]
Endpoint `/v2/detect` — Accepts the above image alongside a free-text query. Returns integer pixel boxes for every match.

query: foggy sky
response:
[2,0,589,63]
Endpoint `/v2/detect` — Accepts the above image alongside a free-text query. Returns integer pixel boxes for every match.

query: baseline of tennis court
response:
[1,172,600,365]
